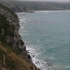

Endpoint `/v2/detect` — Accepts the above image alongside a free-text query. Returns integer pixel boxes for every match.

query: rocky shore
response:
[0,3,40,70]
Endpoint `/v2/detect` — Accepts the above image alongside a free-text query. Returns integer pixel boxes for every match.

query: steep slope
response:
[0,3,40,70]
[0,42,38,70]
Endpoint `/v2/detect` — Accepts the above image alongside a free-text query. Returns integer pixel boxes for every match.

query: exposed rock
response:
[0,7,24,52]
[0,3,40,70]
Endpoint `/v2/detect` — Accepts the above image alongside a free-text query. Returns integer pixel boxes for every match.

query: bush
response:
[20,40,24,45]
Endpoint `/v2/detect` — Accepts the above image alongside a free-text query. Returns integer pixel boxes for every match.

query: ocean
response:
[17,10,70,70]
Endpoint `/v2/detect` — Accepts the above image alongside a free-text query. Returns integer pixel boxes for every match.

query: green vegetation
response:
[0,41,21,55]
[20,40,24,45]
[0,14,9,43]
[5,57,17,70]
[0,10,33,69]
[0,43,39,70]
[0,14,14,43]
[0,14,9,30]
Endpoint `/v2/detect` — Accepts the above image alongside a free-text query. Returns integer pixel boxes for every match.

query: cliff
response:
[0,3,40,70]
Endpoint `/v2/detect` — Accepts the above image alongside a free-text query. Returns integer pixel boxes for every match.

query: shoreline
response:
[16,10,70,13]
[18,11,70,70]
[26,44,48,70]
[33,10,70,13]
[18,12,58,70]
[26,44,56,70]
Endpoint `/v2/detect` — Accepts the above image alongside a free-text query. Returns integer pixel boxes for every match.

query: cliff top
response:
[0,3,18,18]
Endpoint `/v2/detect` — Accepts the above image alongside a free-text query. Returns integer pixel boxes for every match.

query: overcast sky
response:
[9,0,70,2]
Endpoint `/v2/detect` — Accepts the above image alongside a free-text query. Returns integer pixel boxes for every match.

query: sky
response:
[6,0,70,2]
[8,0,70,2]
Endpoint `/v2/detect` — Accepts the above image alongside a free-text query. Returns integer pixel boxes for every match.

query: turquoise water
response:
[17,11,70,70]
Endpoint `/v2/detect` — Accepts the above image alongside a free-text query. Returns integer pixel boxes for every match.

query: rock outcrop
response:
[0,3,27,57]
[0,3,40,70]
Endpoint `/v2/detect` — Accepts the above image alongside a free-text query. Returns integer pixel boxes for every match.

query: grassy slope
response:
[0,42,35,70]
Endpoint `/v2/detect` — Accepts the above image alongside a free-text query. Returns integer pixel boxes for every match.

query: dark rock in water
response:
[27,51,30,53]
[35,61,39,64]
[27,50,30,53]
[31,53,33,54]
[46,62,53,67]
[27,50,29,51]
[32,55,35,57]
[28,54,31,60]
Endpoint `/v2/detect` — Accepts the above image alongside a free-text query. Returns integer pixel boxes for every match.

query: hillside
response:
[0,42,38,70]
[0,0,70,12]
[0,3,40,70]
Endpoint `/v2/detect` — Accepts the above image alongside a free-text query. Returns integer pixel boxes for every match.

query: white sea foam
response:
[18,12,60,70]
[34,11,49,14]
[20,26,25,29]
[16,13,28,23]
[18,11,70,70]
[20,34,29,36]
[26,45,47,69]
[65,66,70,69]
[34,10,70,14]
[49,56,57,60]
[26,44,56,70]
[19,18,27,23]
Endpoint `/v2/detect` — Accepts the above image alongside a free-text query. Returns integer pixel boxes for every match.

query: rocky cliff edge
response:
[0,3,40,70]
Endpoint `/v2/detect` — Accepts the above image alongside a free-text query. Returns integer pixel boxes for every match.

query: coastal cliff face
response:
[0,3,40,70]
[0,4,26,52]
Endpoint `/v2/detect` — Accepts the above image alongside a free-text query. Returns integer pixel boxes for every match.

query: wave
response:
[34,10,70,14]
[20,26,25,29]
[19,18,27,23]
[49,56,57,60]
[16,13,28,23]
[26,44,48,70]
[26,44,56,70]
[34,11,49,14]
[65,66,70,69]
[20,34,29,36]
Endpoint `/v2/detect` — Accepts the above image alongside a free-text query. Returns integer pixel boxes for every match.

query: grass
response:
[0,43,37,70]
[0,42,21,55]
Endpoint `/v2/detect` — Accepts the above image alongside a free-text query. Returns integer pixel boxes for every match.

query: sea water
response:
[17,10,70,70]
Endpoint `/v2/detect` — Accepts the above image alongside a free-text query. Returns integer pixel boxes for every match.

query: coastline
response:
[18,13,53,70]
[16,10,70,14]
[17,12,48,69]
[23,43,55,70]
[0,3,70,70]
[33,10,70,13]
[18,11,70,70]
[26,44,48,70]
